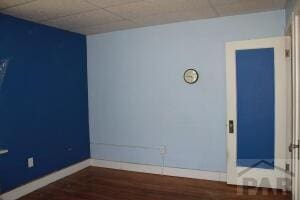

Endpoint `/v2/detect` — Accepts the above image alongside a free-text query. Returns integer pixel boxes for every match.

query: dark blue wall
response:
[0,14,90,193]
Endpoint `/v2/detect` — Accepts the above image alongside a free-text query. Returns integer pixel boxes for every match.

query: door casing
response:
[291,13,300,200]
[226,37,291,189]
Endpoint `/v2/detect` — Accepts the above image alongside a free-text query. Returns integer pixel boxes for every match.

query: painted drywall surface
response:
[0,14,90,193]
[87,10,285,172]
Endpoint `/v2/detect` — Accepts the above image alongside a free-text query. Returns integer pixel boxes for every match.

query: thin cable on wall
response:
[0,58,10,90]
[90,142,167,174]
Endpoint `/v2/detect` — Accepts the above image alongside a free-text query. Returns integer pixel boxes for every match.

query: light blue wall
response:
[87,10,285,172]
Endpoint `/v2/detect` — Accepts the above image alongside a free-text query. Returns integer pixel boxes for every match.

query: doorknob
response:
[0,149,8,155]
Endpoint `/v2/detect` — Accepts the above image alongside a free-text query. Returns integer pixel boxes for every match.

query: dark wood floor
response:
[20,167,291,200]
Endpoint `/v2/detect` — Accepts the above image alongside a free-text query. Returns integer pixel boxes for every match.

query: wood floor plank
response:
[19,167,291,200]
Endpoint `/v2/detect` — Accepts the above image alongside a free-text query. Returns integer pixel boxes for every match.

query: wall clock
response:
[184,69,199,84]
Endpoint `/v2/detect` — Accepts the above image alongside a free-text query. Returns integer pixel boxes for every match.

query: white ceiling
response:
[0,0,287,35]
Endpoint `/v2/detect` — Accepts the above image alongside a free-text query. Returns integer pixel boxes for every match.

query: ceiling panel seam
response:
[39,7,101,23]
[0,0,38,11]
[83,0,141,25]
[208,0,220,17]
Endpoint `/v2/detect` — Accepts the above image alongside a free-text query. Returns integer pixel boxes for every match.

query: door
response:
[291,14,300,200]
[226,37,290,189]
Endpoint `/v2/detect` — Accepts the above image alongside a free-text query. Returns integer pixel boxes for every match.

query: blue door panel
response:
[236,48,275,169]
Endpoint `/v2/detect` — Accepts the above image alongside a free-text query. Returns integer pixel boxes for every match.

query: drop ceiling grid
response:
[42,9,124,30]
[0,0,99,22]
[0,0,36,10]
[0,0,288,35]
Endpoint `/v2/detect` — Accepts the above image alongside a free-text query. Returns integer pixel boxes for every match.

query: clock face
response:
[184,69,198,84]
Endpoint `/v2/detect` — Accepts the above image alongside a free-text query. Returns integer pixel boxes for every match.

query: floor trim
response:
[1,159,91,200]
[1,159,227,200]
[90,159,227,182]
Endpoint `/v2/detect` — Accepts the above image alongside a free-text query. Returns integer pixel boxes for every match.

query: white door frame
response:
[291,13,300,200]
[226,37,290,189]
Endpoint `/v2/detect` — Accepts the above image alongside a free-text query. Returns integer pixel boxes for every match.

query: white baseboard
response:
[1,159,91,200]
[1,159,226,200]
[91,159,227,182]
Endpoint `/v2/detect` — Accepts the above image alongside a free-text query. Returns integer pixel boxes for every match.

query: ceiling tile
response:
[132,7,217,26]
[0,0,34,10]
[1,0,97,22]
[106,0,212,19]
[72,20,138,34]
[0,0,287,35]
[43,9,122,30]
[210,0,279,16]
[85,0,141,8]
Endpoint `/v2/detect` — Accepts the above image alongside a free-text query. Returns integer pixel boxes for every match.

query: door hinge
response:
[285,49,290,58]
[289,140,300,160]
[285,163,290,172]
[289,144,300,152]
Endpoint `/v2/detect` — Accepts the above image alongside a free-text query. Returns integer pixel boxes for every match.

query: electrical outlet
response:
[28,157,34,168]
